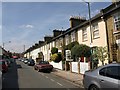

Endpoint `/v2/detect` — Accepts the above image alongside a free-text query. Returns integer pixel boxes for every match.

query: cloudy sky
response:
[2,1,112,53]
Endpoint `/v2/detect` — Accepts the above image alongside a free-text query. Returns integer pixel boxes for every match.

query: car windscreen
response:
[39,61,49,64]
[29,59,34,62]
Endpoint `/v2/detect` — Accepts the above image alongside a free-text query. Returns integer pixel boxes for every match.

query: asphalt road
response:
[2,60,83,90]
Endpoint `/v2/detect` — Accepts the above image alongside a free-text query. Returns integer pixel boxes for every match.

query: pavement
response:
[52,68,84,88]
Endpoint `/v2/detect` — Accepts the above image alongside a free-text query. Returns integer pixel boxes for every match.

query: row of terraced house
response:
[24,2,120,74]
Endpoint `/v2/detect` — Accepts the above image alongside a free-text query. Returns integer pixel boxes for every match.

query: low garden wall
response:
[50,61,63,70]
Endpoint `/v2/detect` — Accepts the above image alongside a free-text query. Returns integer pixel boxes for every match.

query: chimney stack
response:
[53,29,65,37]
[69,16,86,28]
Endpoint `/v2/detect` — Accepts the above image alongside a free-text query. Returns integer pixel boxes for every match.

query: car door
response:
[99,66,120,89]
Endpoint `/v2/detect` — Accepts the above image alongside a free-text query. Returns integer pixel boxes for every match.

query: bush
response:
[50,53,62,63]
[51,47,58,54]
[71,44,91,58]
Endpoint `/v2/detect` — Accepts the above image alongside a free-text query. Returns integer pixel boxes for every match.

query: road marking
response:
[45,76,49,78]
[50,79,55,82]
[39,73,44,76]
[57,82,63,86]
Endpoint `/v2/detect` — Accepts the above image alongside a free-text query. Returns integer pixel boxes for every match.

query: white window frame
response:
[59,38,63,47]
[82,27,87,41]
[71,31,76,42]
[92,23,99,39]
[65,35,70,45]
[113,12,120,31]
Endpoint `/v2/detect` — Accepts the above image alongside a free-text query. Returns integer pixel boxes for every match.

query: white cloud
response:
[19,24,34,29]
[25,24,34,28]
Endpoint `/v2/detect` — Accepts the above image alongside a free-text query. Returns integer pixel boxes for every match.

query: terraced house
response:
[24,2,120,70]
[101,1,120,62]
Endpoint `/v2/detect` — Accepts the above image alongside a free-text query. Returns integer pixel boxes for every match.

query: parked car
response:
[27,59,35,66]
[21,59,24,62]
[83,63,120,90]
[34,61,53,72]
[0,60,8,73]
[24,59,28,64]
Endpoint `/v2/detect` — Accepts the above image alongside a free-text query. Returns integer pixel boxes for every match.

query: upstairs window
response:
[114,13,120,31]
[82,27,87,41]
[59,38,63,47]
[71,31,76,42]
[65,35,70,45]
[92,23,99,39]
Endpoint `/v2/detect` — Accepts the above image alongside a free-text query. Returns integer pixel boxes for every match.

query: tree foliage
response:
[51,47,58,54]
[50,53,62,63]
[64,41,79,50]
[71,44,91,59]
[93,46,108,65]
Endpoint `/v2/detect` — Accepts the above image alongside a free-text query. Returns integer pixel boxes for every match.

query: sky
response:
[1,1,112,53]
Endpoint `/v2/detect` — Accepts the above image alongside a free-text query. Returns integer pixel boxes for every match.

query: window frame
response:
[113,12,120,31]
[82,27,87,41]
[92,23,100,39]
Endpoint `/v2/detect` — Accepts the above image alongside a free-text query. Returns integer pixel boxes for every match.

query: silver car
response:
[83,63,120,90]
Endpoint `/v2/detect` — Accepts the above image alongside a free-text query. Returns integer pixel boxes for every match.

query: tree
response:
[64,41,79,50]
[71,44,91,61]
[93,46,108,65]
[51,47,58,54]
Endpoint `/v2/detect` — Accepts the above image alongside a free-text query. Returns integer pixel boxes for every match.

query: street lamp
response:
[82,1,93,69]
[83,1,93,44]
[3,41,11,49]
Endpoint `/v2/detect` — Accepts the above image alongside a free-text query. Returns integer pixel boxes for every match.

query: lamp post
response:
[23,45,25,52]
[83,1,93,44]
[83,1,93,69]
[3,41,11,49]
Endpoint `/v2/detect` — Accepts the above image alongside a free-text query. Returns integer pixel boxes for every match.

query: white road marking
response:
[50,79,55,82]
[45,76,49,78]
[57,82,63,86]
[39,73,44,76]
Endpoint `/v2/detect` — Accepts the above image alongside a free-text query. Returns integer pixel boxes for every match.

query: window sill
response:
[93,36,100,40]
[82,39,88,42]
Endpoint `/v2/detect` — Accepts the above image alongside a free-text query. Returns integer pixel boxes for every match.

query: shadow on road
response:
[2,60,20,90]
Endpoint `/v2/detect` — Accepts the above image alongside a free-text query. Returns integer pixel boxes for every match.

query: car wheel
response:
[34,67,37,70]
[89,85,99,90]
[38,69,40,72]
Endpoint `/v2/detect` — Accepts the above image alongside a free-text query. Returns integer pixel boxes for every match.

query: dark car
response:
[34,61,53,72]
[0,60,8,73]
[83,63,120,90]
[27,59,35,66]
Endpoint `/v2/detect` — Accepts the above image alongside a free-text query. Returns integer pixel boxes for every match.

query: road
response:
[2,60,83,89]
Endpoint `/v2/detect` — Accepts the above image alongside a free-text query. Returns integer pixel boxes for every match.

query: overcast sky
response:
[2,1,112,53]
